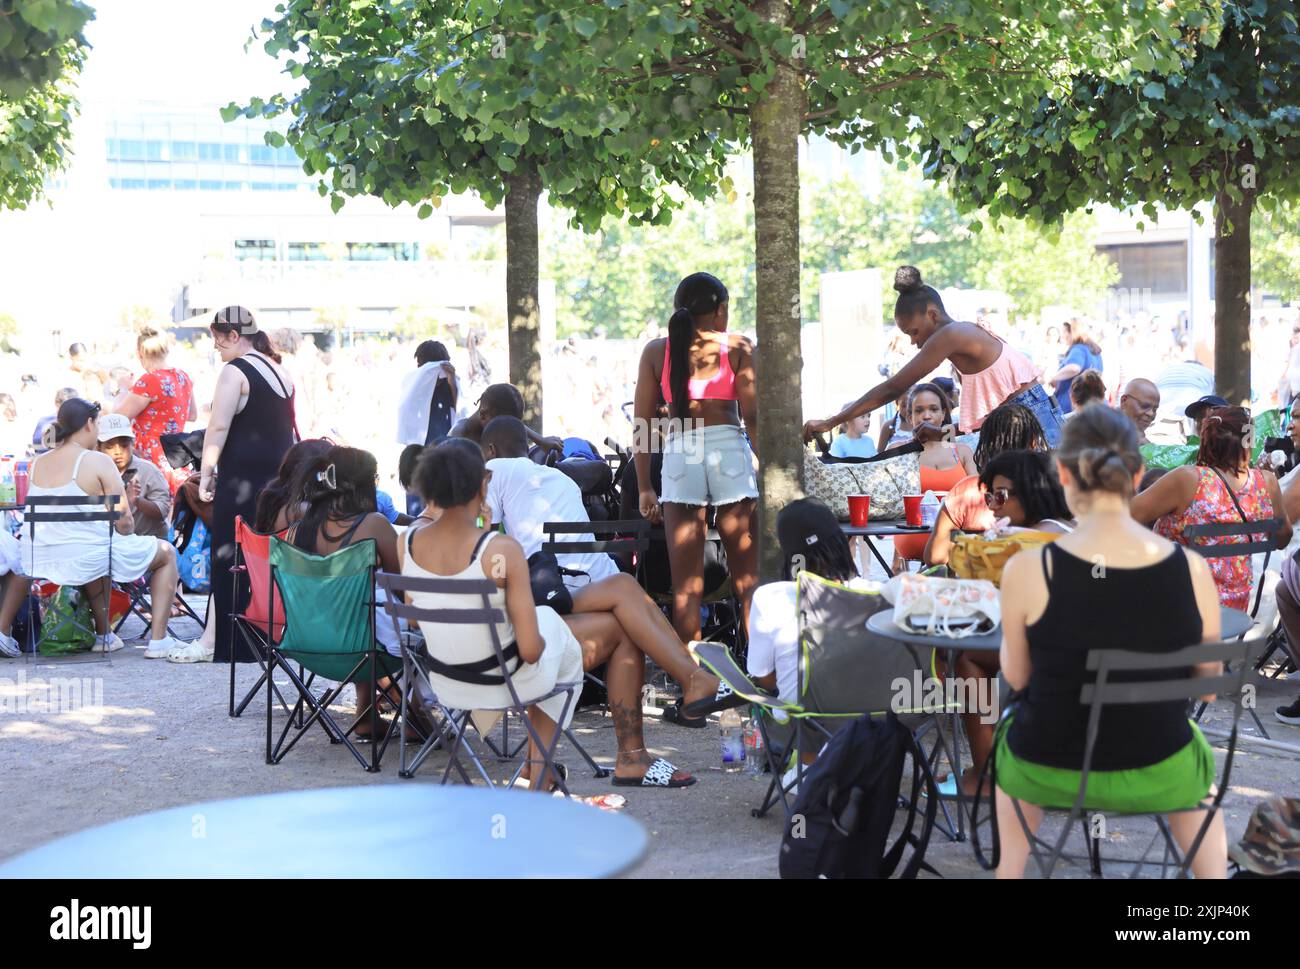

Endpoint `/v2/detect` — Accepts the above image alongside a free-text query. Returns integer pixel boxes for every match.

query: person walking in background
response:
[1048,318,1104,417]
[112,327,196,493]
[803,267,1061,447]
[189,307,297,665]
[633,272,759,662]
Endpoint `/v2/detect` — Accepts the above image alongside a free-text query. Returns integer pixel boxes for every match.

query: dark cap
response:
[1185,395,1229,420]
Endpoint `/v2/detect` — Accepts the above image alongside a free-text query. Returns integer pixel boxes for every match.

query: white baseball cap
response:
[96,413,135,442]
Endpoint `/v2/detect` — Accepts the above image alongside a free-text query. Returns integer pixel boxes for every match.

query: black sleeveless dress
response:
[213,356,297,663]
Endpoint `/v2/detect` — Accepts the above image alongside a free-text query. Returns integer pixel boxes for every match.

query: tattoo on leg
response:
[610,696,643,756]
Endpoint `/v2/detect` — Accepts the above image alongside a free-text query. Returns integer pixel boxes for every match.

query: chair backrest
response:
[376,570,525,708]
[24,493,122,522]
[542,518,650,556]
[796,572,935,717]
[234,517,286,641]
[1081,638,1260,708]
[269,536,390,683]
[1182,518,1281,560]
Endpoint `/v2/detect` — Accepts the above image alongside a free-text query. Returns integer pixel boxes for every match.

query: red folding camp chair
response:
[228,517,290,718]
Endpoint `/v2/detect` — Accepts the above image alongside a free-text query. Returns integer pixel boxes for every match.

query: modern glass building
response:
[103,107,310,192]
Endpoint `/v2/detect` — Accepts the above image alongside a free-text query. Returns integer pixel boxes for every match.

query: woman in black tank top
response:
[994,404,1228,879]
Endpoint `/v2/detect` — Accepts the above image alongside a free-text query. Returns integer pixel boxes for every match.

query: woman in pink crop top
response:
[803,266,1064,448]
[634,272,760,665]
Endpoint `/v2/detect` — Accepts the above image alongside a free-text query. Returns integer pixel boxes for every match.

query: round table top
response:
[0,785,647,879]
[867,604,1252,651]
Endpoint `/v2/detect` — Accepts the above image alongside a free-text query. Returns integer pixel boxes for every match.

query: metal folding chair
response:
[542,517,650,778]
[990,637,1259,879]
[22,494,121,663]
[1184,516,1280,737]
[377,570,580,794]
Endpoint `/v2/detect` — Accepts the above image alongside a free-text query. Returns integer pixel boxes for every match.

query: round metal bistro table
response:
[0,785,648,879]
[865,605,1253,840]
[840,519,931,577]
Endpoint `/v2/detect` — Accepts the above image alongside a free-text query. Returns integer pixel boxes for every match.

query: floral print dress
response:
[1155,466,1274,611]
[130,368,193,492]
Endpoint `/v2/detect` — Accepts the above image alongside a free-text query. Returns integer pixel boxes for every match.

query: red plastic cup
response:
[847,495,871,527]
[903,495,923,526]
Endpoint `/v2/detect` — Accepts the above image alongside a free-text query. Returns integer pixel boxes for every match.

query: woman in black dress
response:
[179,306,296,664]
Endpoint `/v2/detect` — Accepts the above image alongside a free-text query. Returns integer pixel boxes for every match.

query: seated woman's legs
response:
[146,541,180,642]
[995,787,1042,879]
[570,572,718,707]
[564,611,691,785]
[81,576,112,635]
[0,571,29,637]
[955,650,1000,796]
[1166,806,1227,879]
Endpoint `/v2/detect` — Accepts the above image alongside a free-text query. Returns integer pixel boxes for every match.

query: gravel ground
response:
[4,586,1300,879]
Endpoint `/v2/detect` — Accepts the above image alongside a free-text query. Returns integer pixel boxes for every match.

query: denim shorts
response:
[661,423,759,507]
[1002,384,1064,448]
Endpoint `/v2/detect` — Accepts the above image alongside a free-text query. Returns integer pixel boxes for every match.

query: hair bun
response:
[893,265,924,294]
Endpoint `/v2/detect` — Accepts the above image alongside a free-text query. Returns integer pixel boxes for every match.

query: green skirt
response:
[995,716,1214,814]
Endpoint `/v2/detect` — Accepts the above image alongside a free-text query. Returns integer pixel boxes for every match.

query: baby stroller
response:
[530,436,624,523]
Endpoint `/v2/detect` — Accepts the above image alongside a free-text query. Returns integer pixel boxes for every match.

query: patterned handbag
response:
[803,446,920,521]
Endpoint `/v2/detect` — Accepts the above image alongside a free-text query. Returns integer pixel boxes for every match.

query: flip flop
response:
[611,757,695,788]
[682,679,750,720]
[661,701,708,728]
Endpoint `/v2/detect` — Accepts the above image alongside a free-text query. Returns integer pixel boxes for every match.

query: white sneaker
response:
[0,632,19,658]
[92,633,126,653]
[144,635,185,659]
[166,640,214,664]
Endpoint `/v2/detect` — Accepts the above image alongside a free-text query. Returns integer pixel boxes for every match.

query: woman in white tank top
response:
[400,440,696,789]
[22,399,186,656]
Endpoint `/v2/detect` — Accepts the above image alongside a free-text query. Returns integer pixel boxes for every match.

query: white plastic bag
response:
[884,573,1000,638]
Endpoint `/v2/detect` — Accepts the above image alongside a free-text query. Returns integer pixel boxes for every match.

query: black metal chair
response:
[378,570,579,792]
[22,494,121,662]
[1183,516,1281,737]
[542,518,650,778]
[988,637,1259,879]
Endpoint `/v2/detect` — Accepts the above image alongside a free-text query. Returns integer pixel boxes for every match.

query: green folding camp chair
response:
[265,536,403,773]
[696,571,952,824]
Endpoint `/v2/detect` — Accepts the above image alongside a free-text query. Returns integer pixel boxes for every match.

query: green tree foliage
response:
[1255,200,1300,303]
[547,163,1118,338]
[0,0,93,209]
[924,1,1300,403]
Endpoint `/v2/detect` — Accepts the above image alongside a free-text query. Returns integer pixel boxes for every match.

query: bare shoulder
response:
[1001,545,1046,597]
[479,530,522,581]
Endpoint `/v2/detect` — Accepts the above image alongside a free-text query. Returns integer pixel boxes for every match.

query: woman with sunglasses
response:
[950,447,1073,796]
[22,398,185,657]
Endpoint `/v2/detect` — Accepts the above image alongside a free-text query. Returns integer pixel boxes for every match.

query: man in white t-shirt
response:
[480,416,619,590]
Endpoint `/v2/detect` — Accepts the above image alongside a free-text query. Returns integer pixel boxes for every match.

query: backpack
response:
[779,713,938,879]
[37,586,95,656]
[176,519,212,595]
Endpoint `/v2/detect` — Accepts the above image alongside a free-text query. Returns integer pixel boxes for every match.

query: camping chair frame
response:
[111,575,206,641]
[22,494,120,664]
[1183,517,1279,738]
[264,537,403,774]
[542,518,651,778]
[227,519,299,720]
[989,638,1258,880]
[378,570,579,794]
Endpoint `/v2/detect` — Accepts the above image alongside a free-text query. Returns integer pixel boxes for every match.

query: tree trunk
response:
[1213,187,1253,407]
[505,165,543,431]
[751,0,805,582]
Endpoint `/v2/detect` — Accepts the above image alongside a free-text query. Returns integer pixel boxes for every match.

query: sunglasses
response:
[984,487,1016,508]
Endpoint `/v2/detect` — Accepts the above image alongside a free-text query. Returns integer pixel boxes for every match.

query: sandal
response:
[661,701,708,728]
[612,755,695,789]
[682,679,748,720]
[663,669,727,727]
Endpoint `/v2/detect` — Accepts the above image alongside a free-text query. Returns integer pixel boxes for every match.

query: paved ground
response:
[3,596,1300,878]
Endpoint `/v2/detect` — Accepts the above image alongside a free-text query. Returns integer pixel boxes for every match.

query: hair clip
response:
[316,464,337,489]
[805,534,820,545]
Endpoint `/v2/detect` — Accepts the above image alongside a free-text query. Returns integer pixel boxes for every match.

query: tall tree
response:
[923,2,1300,404]
[521,0,1195,577]
[0,0,93,210]
[231,1,732,430]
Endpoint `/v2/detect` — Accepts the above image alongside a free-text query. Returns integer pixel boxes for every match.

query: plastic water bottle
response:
[719,707,745,772]
[919,490,940,528]
[14,460,27,506]
[743,717,765,776]
[0,456,15,505]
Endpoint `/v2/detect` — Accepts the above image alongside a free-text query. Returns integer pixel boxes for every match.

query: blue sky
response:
[79,0,293,106]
